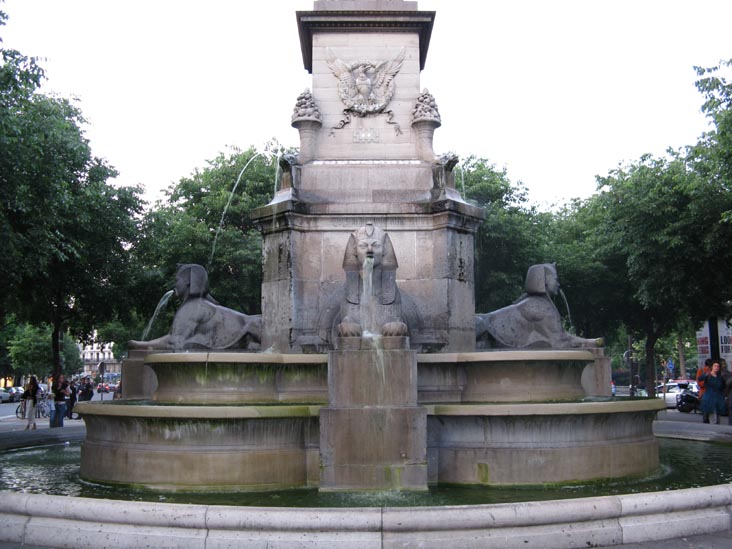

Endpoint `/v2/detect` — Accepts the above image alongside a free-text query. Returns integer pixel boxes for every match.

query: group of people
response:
[21,374,97,430]
[695,358,731,425]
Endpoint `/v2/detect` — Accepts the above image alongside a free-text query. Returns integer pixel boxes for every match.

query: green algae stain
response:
[477,462,490,484]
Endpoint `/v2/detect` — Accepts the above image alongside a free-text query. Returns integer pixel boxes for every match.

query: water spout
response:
[558,288,575,334]
[208,152,262,269]
[140,290,174,341]
[360,257,375,334]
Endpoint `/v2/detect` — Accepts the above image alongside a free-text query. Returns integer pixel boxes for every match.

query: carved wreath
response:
[326,48,406,135]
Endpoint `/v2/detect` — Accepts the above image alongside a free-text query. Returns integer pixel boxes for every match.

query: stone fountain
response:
[77,0,662,493]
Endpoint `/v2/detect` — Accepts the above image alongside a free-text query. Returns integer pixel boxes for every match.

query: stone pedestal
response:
[120,349,157,400]
[319,337,427,491]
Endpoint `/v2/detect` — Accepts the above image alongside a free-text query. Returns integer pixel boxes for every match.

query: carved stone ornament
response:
[326,48,405,135]
[411,88,441,125]
[291,89,322,124]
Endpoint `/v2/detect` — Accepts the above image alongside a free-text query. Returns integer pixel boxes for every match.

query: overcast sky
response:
[3,0,731,208]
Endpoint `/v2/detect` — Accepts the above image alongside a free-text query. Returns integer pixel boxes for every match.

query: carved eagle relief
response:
[326,48,405,114]
[326,48,406,134]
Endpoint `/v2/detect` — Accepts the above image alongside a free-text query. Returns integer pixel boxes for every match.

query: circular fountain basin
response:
[417,350,598,402]
[427,399,664,484]
[77,398,663,490]
[145,352,328,404]
[76,402,322,491]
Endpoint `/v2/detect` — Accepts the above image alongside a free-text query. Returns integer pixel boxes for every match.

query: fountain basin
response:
[146,352,328,405]
[428,400,663,484]
[77,398,663,490]
[417,350,598,403]
[143,350,599,405]
[77,403,321,491]
[1,483,731,548]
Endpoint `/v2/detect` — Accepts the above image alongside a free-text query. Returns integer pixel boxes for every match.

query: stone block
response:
[320,406,427,490]
[328,348,418,406]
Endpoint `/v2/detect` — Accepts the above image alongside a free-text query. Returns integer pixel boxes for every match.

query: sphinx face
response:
[356,237,384,268]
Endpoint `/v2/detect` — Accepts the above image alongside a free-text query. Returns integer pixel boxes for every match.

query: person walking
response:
[66,379,78,419]
[696,359,712,423]
[699,361,727,425]
[22,375,40,430]
[51,374,70,428]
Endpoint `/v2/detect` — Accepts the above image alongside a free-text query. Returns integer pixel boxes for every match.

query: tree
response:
[459,156,544,312]
[8,323,82,381]
[690,59,732,223]
[133,146,276,327]
[581,151,732,393]
[1,17,145,375]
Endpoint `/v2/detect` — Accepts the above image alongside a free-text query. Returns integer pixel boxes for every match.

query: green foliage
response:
[134,146,276,318]
[7,324,81,378]
[460,156,543,312]
[1,25,145,374]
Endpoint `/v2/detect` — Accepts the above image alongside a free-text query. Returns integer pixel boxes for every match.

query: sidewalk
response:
[0,412,86,450]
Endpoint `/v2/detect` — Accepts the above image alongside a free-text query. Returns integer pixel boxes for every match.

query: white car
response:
[0,388,11,403]
[657,381,699,408]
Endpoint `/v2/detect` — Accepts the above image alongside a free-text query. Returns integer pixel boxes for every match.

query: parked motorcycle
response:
[676,389,700,413]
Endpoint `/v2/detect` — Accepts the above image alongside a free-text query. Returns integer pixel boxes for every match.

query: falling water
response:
[360,257,375,335]
[273,153,282,197]
[558,288,575,334]
[460,163,466,196]
[140,290,174,341]
[208,152,262,269]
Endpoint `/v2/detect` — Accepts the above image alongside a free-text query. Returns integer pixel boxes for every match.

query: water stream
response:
[208,152,262,269]
[558,288,575,333]
[360,256,375,334]
[140,290,174,341]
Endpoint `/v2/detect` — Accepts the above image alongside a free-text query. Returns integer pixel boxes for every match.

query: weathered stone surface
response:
[429,407,660,485]
[80,412,319,491]
[476,264,602,350]
[320,345,427,490]
[129,265,260,352]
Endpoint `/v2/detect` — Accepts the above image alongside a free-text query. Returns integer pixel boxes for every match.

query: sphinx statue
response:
[130,264,261,351]
[336,222,408,338]
[475,263,602,350]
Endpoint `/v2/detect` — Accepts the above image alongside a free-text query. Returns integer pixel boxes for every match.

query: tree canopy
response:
[1,13,145,376]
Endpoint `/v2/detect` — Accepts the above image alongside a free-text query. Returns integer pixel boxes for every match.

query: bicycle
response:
[15,398,51,420]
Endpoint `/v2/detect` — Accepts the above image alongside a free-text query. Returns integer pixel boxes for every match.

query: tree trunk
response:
[51,321,62,378]
[644,334,658,398]
[678,337,687,379]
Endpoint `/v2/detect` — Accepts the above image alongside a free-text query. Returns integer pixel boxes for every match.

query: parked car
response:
[657,380,699,408]
[38,383,49,398]
[97,383,110,393]
[0,388,11,403]
[8,387,24,402]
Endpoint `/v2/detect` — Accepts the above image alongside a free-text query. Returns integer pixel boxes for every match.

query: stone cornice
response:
[296,10,436,72]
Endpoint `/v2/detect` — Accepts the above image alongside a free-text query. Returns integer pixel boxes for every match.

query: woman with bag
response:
[22,375,40,430]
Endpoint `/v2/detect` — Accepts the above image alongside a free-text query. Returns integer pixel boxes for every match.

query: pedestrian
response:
[66,379,78,419]
[22,375,40,430]
[696,359,712,423]
[724,366,732,425]
[79,377,94,402]
[699,361,726,425]
[51,374,70,428]
[113,380,123,400]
